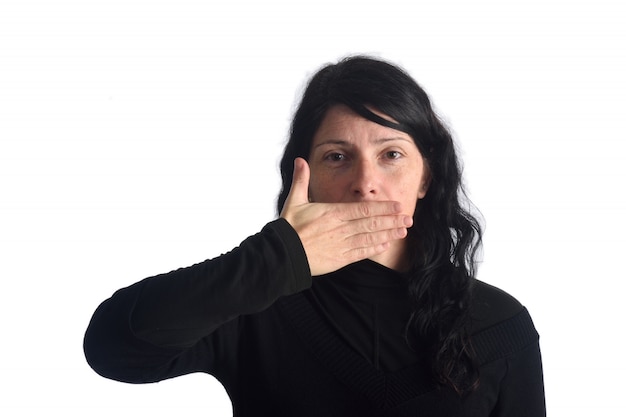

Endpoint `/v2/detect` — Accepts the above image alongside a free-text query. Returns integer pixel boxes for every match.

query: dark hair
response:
[277,56,483,393]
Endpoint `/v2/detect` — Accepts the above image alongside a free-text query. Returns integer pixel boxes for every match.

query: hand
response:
[280,158,413,276]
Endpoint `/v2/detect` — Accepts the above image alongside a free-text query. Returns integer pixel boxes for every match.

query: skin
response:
[308,105,429,270]
[281,105,429,275]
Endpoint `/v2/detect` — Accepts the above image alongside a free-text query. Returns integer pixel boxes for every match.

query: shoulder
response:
[469,280,541,365]
[469,279,524,334]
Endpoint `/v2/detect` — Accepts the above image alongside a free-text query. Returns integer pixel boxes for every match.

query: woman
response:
[84,56,545,416]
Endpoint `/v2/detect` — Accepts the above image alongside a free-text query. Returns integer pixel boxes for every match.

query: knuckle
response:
[359,203,371,217]
[353,246,368,259]
[396,216,405,227]
[363,232,376,246]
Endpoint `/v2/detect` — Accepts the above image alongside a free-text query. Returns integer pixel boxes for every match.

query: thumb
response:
[283,157,311,210]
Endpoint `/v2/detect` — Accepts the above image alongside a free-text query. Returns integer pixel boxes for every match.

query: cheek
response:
[309,170,351,203]
[399,188,420,213]
[307,178,321,201]
[394,174,424,213]
[308,171,333,201]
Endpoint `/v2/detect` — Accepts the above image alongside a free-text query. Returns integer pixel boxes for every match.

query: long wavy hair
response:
[276,56,483,393]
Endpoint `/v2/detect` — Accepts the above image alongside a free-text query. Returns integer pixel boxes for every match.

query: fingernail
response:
[404,216,413,227]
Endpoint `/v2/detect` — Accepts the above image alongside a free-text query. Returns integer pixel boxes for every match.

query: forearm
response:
[83,218,311,382]
[131,219,311,346]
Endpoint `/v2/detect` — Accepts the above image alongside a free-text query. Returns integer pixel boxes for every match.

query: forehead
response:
[312,104,413,147]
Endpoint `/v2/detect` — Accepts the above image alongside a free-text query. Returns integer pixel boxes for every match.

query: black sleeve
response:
[470,282,547,417]
[491,341,546,417]
[83,218,312,383]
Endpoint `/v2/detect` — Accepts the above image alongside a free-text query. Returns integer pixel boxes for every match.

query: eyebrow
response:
[313,137,412,149]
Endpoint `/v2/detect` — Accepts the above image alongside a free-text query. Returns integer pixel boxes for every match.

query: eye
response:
[324,152,347,162]
[384,150,402,160]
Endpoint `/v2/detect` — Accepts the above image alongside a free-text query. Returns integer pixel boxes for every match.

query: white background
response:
[1,0,624,415]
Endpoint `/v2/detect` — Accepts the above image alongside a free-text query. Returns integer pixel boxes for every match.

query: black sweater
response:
[84,219,546,416]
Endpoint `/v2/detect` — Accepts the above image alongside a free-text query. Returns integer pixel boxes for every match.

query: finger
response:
[350,214,413,234]
[352,226,409,247]
[341,226,410,264]
[342,227,408,260]
[282,157,310,211]
[337,200,403,221]
[345,241,393,263]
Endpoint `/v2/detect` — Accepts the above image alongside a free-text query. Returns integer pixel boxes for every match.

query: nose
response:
[351,159,378,199]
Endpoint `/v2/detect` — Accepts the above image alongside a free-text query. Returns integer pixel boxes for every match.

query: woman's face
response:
[308,105,429,217]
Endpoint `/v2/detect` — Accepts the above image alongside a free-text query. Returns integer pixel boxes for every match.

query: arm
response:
[84,157,411,384]
[470,287,546,417]
[491,341,546,417]
[83,218,311,383]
